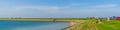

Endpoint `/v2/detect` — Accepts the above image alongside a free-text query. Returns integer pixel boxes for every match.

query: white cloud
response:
[93,4,118,8]
[71,3,81,6]
[83,4,120,12]
[16,6,59,11]
[14,6,61,13]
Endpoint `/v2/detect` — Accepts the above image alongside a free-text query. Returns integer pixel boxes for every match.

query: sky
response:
[0,0,120,18]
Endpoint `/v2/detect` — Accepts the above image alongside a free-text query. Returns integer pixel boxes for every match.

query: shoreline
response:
[63,22,77,30]
[63,20,87,30]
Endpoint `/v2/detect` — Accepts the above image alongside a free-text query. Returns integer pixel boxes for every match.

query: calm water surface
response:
[0,20,69,30]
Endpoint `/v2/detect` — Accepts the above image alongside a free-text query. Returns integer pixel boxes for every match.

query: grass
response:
[96,20,120,30]
[66,19,98,30]
[65,20,88,30]
[66,19,120,30]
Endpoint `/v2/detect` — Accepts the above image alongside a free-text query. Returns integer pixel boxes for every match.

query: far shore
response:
[0,18,88,22]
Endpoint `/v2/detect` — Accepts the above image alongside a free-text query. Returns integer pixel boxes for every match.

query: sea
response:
[0,20,69,30]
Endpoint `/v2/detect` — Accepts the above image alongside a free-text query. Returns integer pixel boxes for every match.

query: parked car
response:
[115,17,120,20]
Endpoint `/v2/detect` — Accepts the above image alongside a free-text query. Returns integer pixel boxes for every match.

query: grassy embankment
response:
[66,19,120,30]
[96,20,120,30]
[66,19,98,30]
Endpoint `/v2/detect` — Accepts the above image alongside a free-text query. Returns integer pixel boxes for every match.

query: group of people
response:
[95,17,110,24]
[96,18,103,24]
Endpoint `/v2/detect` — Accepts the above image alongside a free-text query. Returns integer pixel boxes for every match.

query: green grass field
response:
[65,19,120,30]
[97,20,120,30]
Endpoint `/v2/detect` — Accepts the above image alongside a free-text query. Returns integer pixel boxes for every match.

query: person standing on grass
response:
[107,17,110,23]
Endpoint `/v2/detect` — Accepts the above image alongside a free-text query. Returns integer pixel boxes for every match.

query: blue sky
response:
[0,0,120,18]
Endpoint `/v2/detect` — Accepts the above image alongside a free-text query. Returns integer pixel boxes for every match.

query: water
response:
[0,20,69,30]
